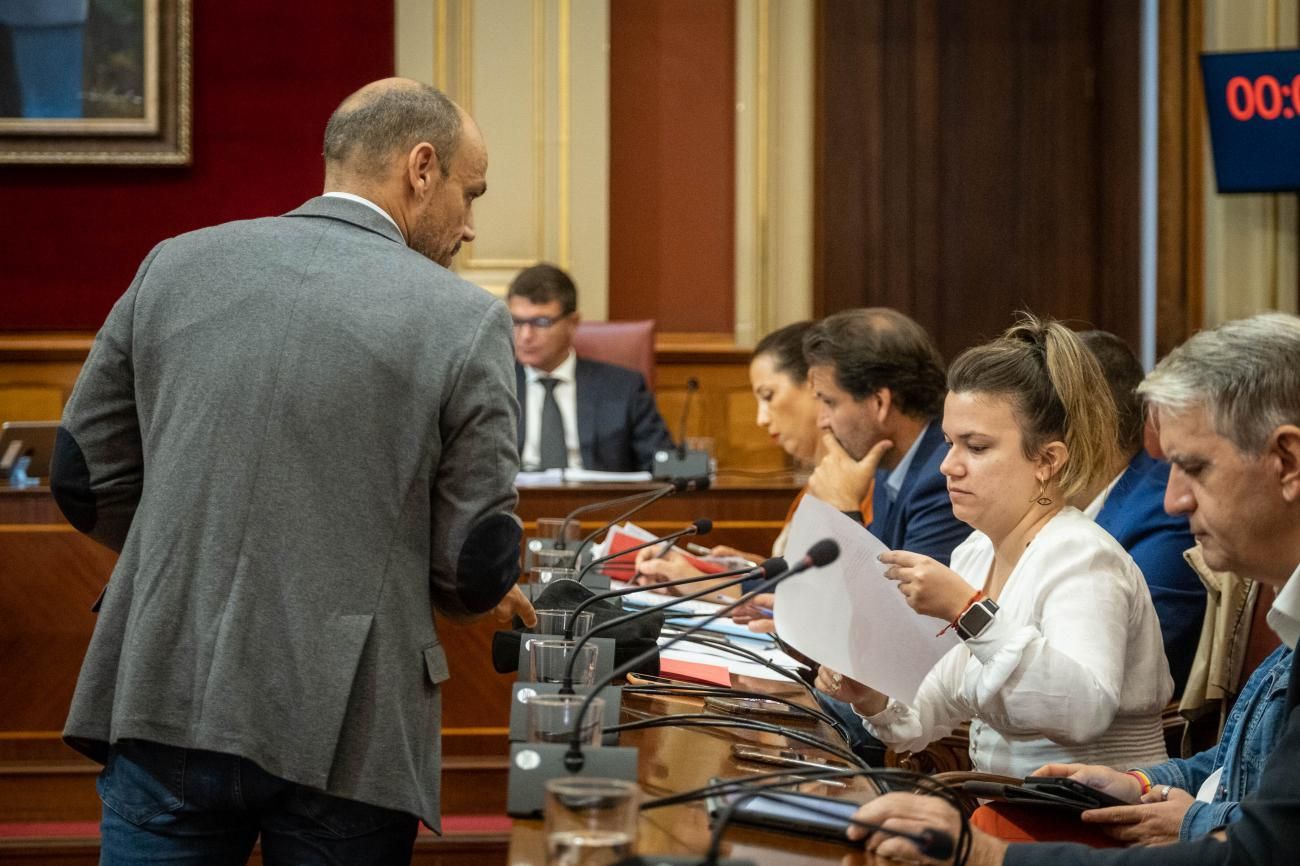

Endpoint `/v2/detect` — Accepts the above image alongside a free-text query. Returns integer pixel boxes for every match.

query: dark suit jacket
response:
[866,420,969,565]
[1096,450,1205,695]
[1005,632,1300,865]
[515,357,672,473]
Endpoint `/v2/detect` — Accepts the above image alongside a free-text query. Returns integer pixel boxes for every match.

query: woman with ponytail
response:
[816,315,1172,776]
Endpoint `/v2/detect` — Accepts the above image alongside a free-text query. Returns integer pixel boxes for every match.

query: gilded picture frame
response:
[0,0,191,165]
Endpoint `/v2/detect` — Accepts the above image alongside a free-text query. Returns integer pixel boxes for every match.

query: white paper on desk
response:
[516,468,653,486]
[774,494,960,702]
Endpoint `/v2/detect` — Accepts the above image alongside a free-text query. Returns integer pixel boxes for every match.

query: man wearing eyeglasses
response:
[508,263,672,473]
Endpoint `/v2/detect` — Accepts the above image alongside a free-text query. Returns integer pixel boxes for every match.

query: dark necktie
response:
[538,377,567,470]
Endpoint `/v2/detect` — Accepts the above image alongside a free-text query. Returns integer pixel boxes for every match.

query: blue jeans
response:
[98,739,419,865]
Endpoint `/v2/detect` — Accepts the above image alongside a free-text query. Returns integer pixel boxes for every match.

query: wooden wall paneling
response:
[653,342,790,473]
[1096,0,1142,349]
[0,334,93,424]
[814,0,876,317]
[608,0,737,333]
[1156,0,1205,357]
[815,0,1141,362]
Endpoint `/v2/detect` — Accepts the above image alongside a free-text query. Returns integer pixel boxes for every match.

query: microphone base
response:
[507,683,623,745]
[506,742,639,818]
[651,449,711,485]
[613,840,943,864]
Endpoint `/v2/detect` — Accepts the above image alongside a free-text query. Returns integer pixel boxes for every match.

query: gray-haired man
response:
[51,79,535,865]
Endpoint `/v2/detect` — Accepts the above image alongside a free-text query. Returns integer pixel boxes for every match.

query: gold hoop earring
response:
[1032,479,1053,507]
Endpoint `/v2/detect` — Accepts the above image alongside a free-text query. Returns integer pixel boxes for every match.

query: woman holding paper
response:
[814,316,1171,777]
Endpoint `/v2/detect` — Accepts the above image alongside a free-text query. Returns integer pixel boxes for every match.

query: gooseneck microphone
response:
[562,555,782,641]
[676,377,700,460]
[572,519,712,587]
[554,483,677,552]
[559,557,788,692]
[564,540,840,771]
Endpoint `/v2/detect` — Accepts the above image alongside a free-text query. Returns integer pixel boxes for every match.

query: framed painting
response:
[0,0,191,164]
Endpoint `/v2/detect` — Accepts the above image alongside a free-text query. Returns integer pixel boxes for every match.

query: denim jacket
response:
[1143,644,1293,841]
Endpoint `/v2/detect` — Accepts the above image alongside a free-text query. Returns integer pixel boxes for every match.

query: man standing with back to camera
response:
[50,79,535,865]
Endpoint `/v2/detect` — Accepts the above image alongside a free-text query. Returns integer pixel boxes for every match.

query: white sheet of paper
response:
[774,494,960,702]
[516,468,653,486]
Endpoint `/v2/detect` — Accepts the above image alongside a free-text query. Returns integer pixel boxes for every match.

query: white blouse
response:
[862,507,1173,776]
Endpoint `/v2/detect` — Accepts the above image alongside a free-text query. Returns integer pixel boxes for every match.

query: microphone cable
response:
[620,683,843,731]
[641,765,972,866]
[603,713,864,770]
[572,519,712,588]
[560,558,779,690]
[568,483,682,559]
[565,553,764,640]
[564,542,838,769]
[654,631,838,737]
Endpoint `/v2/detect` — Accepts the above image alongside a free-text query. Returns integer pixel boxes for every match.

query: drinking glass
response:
[525,693,604,745]
[534,609,595,637]
[544,777,639,866]
[528,639,598,686]
[531,548,580,587]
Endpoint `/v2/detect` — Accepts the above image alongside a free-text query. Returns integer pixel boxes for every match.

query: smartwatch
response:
[956,597,1000,641]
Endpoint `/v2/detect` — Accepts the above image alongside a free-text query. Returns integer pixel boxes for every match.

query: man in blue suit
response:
[802,308,969,565]
[508,263,671,473]
[1078,331,1205,695]
[800,308,969,764]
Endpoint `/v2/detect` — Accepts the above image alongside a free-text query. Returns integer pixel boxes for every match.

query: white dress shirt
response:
[322,192,403,236]
[521,350,583,470]
[1081,470,1124,520]
[1267,561,1300,650]
[862,507,1172,776]
[885,422,930,501]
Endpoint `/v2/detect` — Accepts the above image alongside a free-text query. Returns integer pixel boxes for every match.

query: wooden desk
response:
[0,478,799,753]
[507,679,879,864]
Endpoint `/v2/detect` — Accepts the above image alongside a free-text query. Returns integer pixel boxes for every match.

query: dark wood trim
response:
[1156,0,1205,357]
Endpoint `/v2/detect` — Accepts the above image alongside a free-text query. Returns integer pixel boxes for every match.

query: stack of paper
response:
[775,495,960,703]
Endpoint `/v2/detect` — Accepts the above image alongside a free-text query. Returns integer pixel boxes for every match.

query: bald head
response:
[323,78,463,181]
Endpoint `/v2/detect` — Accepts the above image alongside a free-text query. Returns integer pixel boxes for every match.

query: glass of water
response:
[544,777,639,866]
[526,694,604,745]
[531,548,580,588]
[527,639,598,686]
[533,609,595,637]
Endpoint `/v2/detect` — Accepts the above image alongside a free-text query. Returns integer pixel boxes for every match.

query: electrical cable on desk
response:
[655,630,835,735]
[639,766,973,866]
[621,683,842,730]
[603,713,864,769]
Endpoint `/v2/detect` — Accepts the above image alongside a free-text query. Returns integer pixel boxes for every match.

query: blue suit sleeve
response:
[898,472,970,566]
[626,373,673,473]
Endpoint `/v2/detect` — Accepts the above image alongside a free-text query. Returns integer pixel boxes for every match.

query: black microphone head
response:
[757,556,788,577]
[692,518,713,536]
[917,828,955,860]
[804,539,840,567]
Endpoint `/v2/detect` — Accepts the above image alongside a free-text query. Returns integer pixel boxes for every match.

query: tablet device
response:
[705,781,858,843]
[961,776,1129,812]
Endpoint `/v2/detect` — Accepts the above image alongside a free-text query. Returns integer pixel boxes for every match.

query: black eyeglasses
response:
[511,314,571,330]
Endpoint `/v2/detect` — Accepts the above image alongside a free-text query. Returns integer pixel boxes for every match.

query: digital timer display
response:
[1201,49,1300,192]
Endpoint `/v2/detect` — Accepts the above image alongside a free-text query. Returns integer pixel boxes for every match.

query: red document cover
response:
[601,525,728,581]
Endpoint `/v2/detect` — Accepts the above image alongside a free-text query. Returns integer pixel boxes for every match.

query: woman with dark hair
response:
[636,320,870,588]
[814,315,1172,776]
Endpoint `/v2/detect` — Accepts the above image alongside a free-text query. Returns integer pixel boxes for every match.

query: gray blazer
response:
[53,196,521,827]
